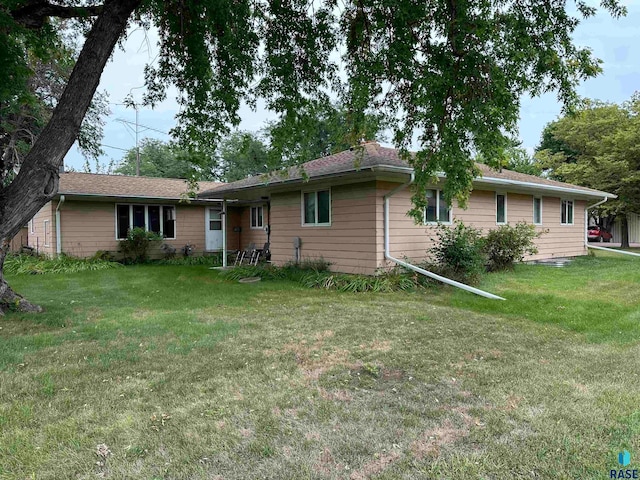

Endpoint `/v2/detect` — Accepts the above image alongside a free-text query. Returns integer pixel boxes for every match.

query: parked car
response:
[587,225,613,242]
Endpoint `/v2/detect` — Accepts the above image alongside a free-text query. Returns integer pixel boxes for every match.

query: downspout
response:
[55,195,65,256]
[586,197,640,257]
[585,197,608,246]
[222,199,227,267]
[383,174,505,301]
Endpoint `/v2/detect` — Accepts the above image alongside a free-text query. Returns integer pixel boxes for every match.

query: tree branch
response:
[11,1,104,29]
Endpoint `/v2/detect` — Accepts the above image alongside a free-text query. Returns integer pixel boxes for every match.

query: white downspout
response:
[55,195,65,256]
[383,174,505,300]
[585,196,640,257]
[222,199,227,267]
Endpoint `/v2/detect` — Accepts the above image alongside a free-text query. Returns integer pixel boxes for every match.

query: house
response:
[200,142,616,275]
[28,173,228,258]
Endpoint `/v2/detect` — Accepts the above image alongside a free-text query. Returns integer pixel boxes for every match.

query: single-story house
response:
[200,142,616,275]
[27,173,236,258]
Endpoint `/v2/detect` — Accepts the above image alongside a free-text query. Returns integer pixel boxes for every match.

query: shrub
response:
[484,222,541,271]
[118,228,162,264]
[427,221,486,285]
[4,254,121,275]
[282,257,332,272]
[156,254,222,266]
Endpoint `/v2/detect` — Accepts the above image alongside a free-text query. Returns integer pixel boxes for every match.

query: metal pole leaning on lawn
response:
[382,173,506,301]
[587,245,640,257]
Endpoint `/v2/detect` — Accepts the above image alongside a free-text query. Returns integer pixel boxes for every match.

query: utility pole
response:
[135,103,140,176]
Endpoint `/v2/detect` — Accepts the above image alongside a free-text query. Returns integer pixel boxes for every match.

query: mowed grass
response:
[0,255,639,479]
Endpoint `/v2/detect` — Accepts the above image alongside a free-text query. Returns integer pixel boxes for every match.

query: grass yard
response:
[1,254,640,479]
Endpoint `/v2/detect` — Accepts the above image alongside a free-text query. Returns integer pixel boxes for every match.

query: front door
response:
[206,207,223,251]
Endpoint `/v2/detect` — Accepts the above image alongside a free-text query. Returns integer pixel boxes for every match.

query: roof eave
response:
[55,192,224,203]
[199,165,413,198]
[472,177,616,199]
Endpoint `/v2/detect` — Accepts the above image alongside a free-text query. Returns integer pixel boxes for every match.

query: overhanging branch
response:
[11,1,104,29]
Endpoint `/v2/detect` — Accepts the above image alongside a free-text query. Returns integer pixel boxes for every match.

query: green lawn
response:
[1,255,639,479]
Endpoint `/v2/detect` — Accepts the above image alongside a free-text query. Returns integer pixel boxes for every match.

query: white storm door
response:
[206,207,223,251]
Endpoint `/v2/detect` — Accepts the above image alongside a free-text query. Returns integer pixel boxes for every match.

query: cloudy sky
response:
[64,4,640,171]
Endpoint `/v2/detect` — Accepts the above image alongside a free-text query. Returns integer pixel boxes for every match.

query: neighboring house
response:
[28,173,227,258]
[610,213,640,244]
[200,142,616,275]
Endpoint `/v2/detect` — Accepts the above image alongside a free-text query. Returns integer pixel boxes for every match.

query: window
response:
[250,206,264,229]
[424,189,452,223]
[43,220,50,247]
[496,193,507,224]
[30,219,35,234]
[533,197,542,225]
[116,204,176,239]
[561,200,574,225]
[302,189,331,226]
[209,208,222,231]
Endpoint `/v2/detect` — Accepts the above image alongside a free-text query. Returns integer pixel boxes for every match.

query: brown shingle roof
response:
[202,142,614,199]
[57,172,223,200]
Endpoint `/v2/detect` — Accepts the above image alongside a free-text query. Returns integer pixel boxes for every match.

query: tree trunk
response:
[621,214,630,249]
[0,0,141,314]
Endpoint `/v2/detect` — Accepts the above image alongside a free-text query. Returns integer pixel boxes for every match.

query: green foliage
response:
[219,131,270,182]
[118,228,162,264]
[299,271,418,293]
[484,222,541,272]
[156,255,222,266]
[115,139,216,180]
[222,261,419,292]
[4,254,121,275]
[534,95,640,241]
[427,221,487,285]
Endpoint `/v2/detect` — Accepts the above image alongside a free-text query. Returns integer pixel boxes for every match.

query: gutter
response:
[56,195,65,255]
[383,174,505,301]
[585,196,640,257]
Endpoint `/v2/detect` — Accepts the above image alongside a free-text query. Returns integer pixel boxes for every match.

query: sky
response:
[64,3,640,171]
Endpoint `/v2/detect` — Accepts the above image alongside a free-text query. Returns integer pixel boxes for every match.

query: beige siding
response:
[55,200,210,258]
[379,181,587,269]
[10,227,28,252]
[28,202,55,256]
[270,182,379,274]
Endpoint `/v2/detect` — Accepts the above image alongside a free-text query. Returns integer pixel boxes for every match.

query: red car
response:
[587,226,613,242]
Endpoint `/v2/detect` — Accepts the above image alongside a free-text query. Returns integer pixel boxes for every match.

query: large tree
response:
[0,0,626,313]
[535,96,640,247]
[115,138,218,180]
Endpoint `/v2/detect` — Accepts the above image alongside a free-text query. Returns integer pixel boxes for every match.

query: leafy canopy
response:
[534,94,640,221]
[2,0,626,223]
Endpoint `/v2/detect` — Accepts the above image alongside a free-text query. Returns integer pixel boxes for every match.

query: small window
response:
[43,220,50,247]
[561,200,574,225]
[30,219,35,234]
[533,197,542,225]
[250,206,264,229]
[302,189,331,226]
[496,193,507,224]
[424,189,452,224]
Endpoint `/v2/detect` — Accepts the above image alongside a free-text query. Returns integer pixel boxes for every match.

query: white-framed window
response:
[424,189,452,224]
[302,189,331,226]
[250,206,264,229]
[30,219,35,234]
[116,204,176,240]
[533,197,542,225]
[496,193,507,224]
[43,220,50,247]
[561,199,574,225]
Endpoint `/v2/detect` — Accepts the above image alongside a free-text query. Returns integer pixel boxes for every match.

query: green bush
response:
[118,228,162,264]
[427,221,486,285]
[484,222,541,271]
[4,254,122,275]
